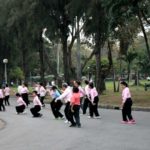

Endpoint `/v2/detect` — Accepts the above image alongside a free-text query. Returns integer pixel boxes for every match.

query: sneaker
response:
[60,116,65,120]
[64,120,69,123]
[88,116,93,119]
[22,111,27,114]
[94,116,101,119]
[121,121,128,124]
[128,120,136,124]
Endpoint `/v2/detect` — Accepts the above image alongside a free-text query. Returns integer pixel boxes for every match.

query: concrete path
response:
[0,98,150,150]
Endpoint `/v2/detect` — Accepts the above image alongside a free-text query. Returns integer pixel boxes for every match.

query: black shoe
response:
[77,124,81,128]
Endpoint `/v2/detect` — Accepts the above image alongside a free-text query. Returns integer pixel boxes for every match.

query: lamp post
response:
[3,59,8,84]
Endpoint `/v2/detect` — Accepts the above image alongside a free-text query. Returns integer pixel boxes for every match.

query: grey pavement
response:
[0,98,150,150]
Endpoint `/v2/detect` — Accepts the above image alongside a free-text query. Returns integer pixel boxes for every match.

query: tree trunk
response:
[127,63,131,84]
[137,11,150,61]
[38,31,45,84]
[62,37,70,84]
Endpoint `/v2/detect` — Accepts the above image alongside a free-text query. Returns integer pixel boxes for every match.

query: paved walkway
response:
[0,98,150,150]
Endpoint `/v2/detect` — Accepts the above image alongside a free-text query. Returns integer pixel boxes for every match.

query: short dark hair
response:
[16,93,21,97]
[62,83,68,88]
[85,80,89,85]
[52,86,57,90]
[5,84,8,87]
[32,90,38,95]
[120,81,128,87]
[89,82,94,89]
[73,86,79,93]
[40,83,43,86]
[75,80,81,86]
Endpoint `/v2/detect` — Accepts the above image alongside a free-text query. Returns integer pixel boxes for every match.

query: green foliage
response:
[9,67,24,80]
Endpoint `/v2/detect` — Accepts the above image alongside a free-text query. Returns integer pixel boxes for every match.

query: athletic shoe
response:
[22,111,27,114]
[94,116,101,119]
[64,120,70,123]
[128,120,136,124]
[121,121,128,124]
[60,116,65,120]
[88,116,93,119]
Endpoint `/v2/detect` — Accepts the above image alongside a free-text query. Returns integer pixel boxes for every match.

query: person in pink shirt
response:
[15,93,27,114]
[4,84,10,106]
[88,82,100,119]
[21,83,30,106]
[0,85,5,111]
[69,87,81,128]
[120,81,135,124]
[30,91,42,117]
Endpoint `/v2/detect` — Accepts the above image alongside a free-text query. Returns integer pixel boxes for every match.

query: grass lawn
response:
[101,80,150,108]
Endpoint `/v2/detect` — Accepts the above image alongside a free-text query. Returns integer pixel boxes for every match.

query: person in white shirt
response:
[15,93,27,114]
[30,91,42,117]
[17,84,23,94]
[39,83,46,107]
[4,84,10,106]
[21,83,30,106]
[0,85,5,111]
[55,83,72,122]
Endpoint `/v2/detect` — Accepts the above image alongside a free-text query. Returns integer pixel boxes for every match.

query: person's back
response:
[71,93,80,106]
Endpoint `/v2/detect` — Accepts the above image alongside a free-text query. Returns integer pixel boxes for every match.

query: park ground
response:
[0,98,150,150]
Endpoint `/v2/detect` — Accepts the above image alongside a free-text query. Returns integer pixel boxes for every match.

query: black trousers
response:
[0,98,5,111]
[64,102,71,121]
[50,99,63,118]
[30,105,41,117]
[89,96,100,117]
[83,97,89,114]
[22,93,29,106]
[16,105,25,113]
[5,96,10,106]
[122,98,133,121]
[69,105,81,126]
[40,96,45,105]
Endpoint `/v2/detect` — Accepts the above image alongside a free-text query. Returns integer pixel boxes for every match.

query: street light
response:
[3,59,8,84]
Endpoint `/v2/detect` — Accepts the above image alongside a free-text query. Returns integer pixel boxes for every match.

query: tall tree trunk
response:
[38,31,45,84]
[108,41,116,92]
[127,62,131,84]
[76,17,81,80]
[137,11,150,61]
[62,37,70,83]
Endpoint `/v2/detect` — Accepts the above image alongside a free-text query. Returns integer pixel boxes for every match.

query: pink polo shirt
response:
[122,87,131,103]
[17,97,27,106]
[89,87,98,102]
[33,96,42,106]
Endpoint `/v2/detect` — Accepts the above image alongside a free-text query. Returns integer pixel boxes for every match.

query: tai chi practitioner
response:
[49,86,64,119]
[69,87,81,128]
[30,91,43,117]
[4,84,10,106]
[15,93,27,114]
[88,82,100,119]
[55,83,72,123]
[120,81,136,124]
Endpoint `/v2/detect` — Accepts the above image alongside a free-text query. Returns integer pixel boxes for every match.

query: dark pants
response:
[83,97,89,114]
[5,96,10,106]
[16,105,25,113]
[80,97,84,111]
[30,105,41,117]
[64,102,71,121]
[122,98,133,121]
[0,98,5,111]
[40,96,45,106]
[69,105,81,126]
[22,93,29,106]
[89,96,100,117]
[50,99,63,118]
